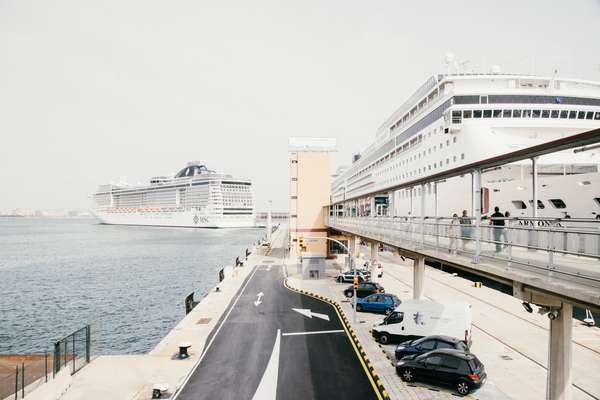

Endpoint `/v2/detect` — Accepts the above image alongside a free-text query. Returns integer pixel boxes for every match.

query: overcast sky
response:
[1,0,599,212]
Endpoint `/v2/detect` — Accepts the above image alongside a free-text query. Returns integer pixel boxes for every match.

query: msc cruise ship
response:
[332,71,600,219]
[92,162,255,228]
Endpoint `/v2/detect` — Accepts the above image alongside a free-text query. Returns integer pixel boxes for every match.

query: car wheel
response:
[379,333,390,344]
[456,380,471,396]
[345,291,353,298]
[384,308,392,315]
[356,304,363,312]
[399,368,414,382]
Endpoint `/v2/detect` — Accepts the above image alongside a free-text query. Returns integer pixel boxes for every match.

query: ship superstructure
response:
[332,73,600,218]
[92,162,255,228]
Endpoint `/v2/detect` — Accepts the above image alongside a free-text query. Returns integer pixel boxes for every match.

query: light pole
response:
[301,236,358,323]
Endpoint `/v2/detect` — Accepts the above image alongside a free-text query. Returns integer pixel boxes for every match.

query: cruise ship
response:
[92,162,255,228]
[332,70,600,219]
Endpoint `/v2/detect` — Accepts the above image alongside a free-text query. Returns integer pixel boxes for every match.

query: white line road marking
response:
[292,308,330,321]
[251,329,281,400]
[171,265,260,399]
[254,292,264,307]
[282,329,345,337]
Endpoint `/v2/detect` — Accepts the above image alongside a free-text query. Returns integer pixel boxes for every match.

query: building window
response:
[568,110,577,119]
[474,110,482,118]
[551,110,559,118]
[523,110,532,118]
[291,196,298,199]
[586,111,594,120]
[512,200,527,209]
[461,153,465,160]
[479,95,488,104]
[549,199,567,209]
[532,109,541,118]
[577,111,586,119]
[493,109,502,118]
[542,110,550,118]
[291,160,298,163]
[513,109,522,118]
[291,178,297,181]
[594,198,600,207]
[560,110,568,118]
[503,109,512,118]
[463,110,472,119]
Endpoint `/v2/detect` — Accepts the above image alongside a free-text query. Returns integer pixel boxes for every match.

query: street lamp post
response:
[301,236,358,323]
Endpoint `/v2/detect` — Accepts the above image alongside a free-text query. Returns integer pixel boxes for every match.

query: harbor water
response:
[0,218,262,354]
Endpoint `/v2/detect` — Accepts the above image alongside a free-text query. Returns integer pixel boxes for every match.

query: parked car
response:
[343,282,385,298]
[354,293,400,315]
[396,349,486,396]
[336,270,370,283]
[395,335,470,360]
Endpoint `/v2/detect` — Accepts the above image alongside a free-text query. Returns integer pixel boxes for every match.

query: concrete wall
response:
[290,150,331,257]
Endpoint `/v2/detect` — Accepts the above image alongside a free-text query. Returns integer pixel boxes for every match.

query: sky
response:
[1,0,599,212]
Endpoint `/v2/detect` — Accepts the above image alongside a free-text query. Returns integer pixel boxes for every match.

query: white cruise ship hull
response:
[92,209,256,228]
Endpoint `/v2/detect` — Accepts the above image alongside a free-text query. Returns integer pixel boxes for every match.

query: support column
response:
[530,157,539,249]
[547,302,573,400]
[532,157,539,218]
[353,235,361,258]
[473,169,482,263]
[370,241,379,262]
[413,256,425,300]
[420,184,426,246]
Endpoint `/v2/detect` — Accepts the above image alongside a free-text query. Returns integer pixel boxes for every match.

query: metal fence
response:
[1,326,96,400]
[0,354,51,400]
[53,325,91,376]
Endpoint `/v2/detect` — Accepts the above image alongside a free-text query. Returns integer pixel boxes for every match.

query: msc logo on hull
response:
[193,215,209,225]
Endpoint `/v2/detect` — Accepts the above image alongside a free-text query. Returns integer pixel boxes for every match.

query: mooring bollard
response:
[178,342,192,358]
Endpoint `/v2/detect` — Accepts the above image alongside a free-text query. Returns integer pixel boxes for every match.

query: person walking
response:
[448,213,459,255]
[490,206,506,252]
[459,210,472,250]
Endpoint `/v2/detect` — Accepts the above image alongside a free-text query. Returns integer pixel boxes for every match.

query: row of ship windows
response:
[352,125,447,182]
[375,154,466,186]
[375,136,459,178]
[452,109,600,123]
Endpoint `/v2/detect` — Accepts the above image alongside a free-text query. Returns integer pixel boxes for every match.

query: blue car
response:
[355,293,401,315]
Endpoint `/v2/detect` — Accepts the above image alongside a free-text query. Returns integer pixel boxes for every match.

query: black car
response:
[396,349,486,396]
[395,335,469,360]
[343,282,384,298]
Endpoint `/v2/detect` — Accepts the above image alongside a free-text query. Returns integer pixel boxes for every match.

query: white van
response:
[371,300,472,344]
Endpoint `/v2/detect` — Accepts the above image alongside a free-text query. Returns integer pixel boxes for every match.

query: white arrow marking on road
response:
[292,308,330,321]
[251,329,281,400]
[254,292,264,307]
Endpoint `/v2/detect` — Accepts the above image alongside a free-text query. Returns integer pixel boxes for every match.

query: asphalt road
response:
[175,246,380,400]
